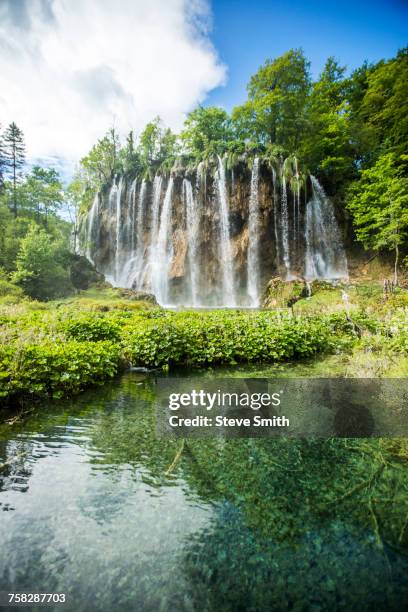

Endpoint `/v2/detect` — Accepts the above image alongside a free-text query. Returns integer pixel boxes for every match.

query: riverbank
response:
[1,282,407,416]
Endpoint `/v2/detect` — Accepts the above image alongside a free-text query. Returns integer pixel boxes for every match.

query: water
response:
[147,176,163,293]
[83,162,350,307]
[1,367,408,611]
[154,178,174,305]
[183,179,200,307]
[216,156,235,307]
[280,174,291,277]
[305,176,348,280]
[114,176,124,283]
[272,167,280,268]
[247,157,260,307]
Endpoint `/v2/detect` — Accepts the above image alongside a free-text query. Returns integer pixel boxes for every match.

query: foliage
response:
[80,127,121,189]
[2,121,26,216]
[12,225,72,300]
[61,316,121,342]
[0,340,121,401]
[347,153,408,276]
[122,311,335,367]
[138,117,178,177]
[181,107,235,162]
[232,49,310,150]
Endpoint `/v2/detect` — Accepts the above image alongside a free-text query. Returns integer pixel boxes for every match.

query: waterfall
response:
[146,176,163,292]
[123,179,146,289]
[133,180,147,288]
[82,159,350,306]
[114,176,124,284]
[85,193,99,263]
[294,158,301,239]
[154,177,174,305]
[272,168,280,268]
[216,155,235,307]
[304,176,348,280]
[129,178,137,254]
[247,157,260,306]
[183,178,200,306]
[281,175,291,277]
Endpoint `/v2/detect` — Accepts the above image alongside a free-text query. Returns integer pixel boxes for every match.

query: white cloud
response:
[0,0,226,167]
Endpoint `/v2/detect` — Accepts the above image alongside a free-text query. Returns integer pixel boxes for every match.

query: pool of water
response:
[1,364,408,611]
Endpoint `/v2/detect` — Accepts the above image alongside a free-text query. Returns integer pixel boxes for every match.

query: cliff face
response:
[80,159,349,307]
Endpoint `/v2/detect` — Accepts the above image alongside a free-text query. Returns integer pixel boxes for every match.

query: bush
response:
[12,225,72,300]
[0,340,121,402]
[122,311,333,367]
[61,316,121,342]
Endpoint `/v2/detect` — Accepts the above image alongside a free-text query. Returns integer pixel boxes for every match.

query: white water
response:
[272,168,280,269]
[154,178,174,305]
[146,176,163,293]
[281,175,291,277]
[83,160,349,306]
[183,179,200,306]
[216,155,235,306]
[304,176,348,280]
[247,157,261,306]
[114,176,124,282]
[132,180,147,288]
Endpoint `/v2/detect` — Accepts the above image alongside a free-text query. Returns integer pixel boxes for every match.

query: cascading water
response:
[183,178,200,306]
[146,176,163,292]
[280,175,291,278]
[304,176,348,280]
[247,157,260,306]
[132,180,147,289]
[82,159,349,307]
[154,178,174,305]
[216,155,236,307]
[114,176,124,283]
[272,168,280,268]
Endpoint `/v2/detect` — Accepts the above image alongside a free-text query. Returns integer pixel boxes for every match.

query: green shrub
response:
[122,311,333,367]
[0,278,25,302]
[0,340,121,401]
[61,316,121,342]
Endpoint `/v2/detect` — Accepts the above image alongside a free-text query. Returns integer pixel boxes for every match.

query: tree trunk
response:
[394,244,399,286]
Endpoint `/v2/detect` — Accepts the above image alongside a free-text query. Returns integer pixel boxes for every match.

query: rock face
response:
[80,158,349,307]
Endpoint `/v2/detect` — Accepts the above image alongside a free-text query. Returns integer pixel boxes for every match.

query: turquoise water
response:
[1,367,408,611]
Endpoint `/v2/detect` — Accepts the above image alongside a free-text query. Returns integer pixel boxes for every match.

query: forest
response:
[0,46,407,303]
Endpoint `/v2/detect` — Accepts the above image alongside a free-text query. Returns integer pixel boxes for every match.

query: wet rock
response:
[263,277,308,308]
[116,287,159,304]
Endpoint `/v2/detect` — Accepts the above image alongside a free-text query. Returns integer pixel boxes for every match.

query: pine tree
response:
[0,124,6,190]
[3,122,26,216]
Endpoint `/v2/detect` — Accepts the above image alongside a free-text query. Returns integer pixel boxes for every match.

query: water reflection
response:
[0,370,407,610]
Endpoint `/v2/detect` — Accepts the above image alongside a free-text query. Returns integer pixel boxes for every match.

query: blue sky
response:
[0,0,406,172]
[206,0,408,110]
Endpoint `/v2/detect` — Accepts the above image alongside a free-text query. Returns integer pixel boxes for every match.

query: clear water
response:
[1,365,407,611]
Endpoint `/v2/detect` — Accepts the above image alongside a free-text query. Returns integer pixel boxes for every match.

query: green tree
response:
[80,127,121,187]
[180,106,234,161]
[300,57,355,193]
[0,123,6,189]
[232,49,311,150]
[22,166,64,225]
[359,48,408,157]
[3,122,26,216]
[120,130,141,176]
[12,224,72,300]
[347,153,408,283]
[138,117,178,175]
